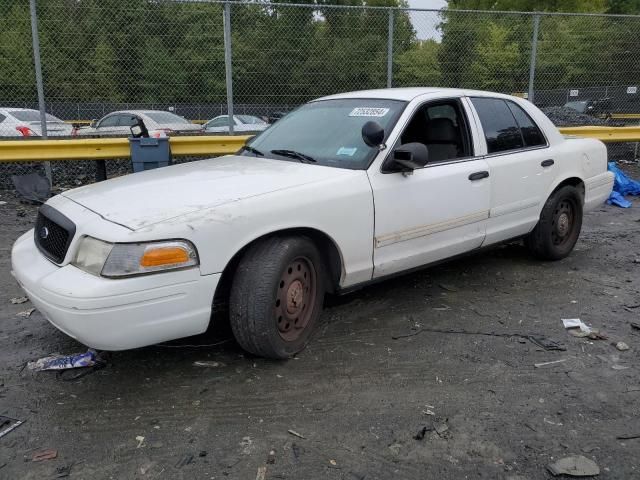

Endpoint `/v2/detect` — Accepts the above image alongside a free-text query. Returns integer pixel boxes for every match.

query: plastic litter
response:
[616,342,630,351]
[16,308,35,318]
[547,455,600,477]
[0,416,25,439]
[607,162,640,208]
[32,449,58,462]
[11,173,51,204]
[28,349,98,371]
[10,297,28,304]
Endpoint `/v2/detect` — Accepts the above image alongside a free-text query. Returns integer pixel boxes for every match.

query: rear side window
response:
[0,114,6,123]
[98,115,119,128]
[470,97,523,153]
[506,101,546,147]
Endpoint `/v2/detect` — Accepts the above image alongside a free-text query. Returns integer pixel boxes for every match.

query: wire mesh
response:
[2,0,640,187]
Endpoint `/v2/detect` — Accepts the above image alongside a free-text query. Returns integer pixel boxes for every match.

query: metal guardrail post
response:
[527,14,540,103]
[387,9,394,88]
[223,1,235,135]
[29,0,53,185]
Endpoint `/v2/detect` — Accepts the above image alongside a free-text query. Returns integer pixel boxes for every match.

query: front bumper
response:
[11,231,220,350]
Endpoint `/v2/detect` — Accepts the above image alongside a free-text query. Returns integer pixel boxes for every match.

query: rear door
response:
[468,97,554,245]
[368,97,491,278]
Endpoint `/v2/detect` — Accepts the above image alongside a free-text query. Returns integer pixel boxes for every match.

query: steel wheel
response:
[551,198,576,247]
[274,256,317,342]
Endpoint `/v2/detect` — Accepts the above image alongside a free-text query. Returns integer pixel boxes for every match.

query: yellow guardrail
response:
[558,126,640,142]
[0,135,251,163]
[0,127,639,164]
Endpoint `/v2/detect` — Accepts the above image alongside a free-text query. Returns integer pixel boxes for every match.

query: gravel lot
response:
[0,183,639,479]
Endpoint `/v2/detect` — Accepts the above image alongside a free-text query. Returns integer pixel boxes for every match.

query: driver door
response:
[367,98,491,278]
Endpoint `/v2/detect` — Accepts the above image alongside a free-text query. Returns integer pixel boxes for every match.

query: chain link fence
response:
[2,0,640,188]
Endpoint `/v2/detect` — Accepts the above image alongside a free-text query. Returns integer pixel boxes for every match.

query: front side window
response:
[243,99,406,170]
[98,115,120,128]
[394,99,471,164]
[471,97,524,154]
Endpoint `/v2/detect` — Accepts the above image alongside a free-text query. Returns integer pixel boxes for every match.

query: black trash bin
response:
[129,137,171,172]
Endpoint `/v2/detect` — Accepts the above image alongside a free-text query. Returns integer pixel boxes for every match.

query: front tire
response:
[525,185,583,261]
[229,236,325,359]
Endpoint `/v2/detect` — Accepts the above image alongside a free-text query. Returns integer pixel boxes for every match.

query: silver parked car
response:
[0,108,74,138]
[203,114,269,133]
[77,110,202,137]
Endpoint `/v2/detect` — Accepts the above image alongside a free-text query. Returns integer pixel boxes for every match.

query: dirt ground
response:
[1,184,639,480]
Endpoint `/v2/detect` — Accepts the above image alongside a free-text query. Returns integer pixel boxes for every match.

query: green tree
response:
[395,40,441,86]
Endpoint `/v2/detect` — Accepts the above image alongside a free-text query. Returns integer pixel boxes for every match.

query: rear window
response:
[9,110,61,122]
[506,101,546,147]
[143,111,190,125]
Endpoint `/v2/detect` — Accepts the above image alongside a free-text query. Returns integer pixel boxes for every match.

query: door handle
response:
[541,159,554,167]
[468,171,489,181]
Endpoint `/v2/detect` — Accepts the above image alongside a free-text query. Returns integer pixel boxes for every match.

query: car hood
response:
[61,155,353,230]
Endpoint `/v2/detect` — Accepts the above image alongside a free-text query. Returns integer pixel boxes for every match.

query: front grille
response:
[34,205,76,264]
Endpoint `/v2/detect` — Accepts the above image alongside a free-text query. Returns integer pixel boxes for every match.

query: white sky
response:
[406,0,448,41]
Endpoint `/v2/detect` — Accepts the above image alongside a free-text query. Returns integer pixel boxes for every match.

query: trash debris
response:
[547,455,600,476]
[175,454,194,468]
[11,173,51,204]
[256,465,267,480]
[434,420,449,437]
[528,335,567,351]
[288,429,306,439]
[54,464,73,478]
[193,361,225,367]
[616,433,640,440]
[267,450,276,464]
[615,342,630,351]
[562,319,606,340]
[630,322,640,330]
[136,436,145,448]
[16,308,35,318]
[0,416,25,439]
[10,296,28,304]
[607,161,640,208]
[32,449,58,462]
[329,459,337,466]
[534,358,568,368]
[28,349,98,371]
[414,425,432,440]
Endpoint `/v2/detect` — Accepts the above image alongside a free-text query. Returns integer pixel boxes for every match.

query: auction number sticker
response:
[349,107,389,117]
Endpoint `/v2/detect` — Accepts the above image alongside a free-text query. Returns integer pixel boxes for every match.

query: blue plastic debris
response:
[27,349,98,371]
[607,162,640,208]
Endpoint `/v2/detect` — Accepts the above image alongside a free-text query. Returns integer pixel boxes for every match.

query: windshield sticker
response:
[349,107,389,117]
[336,147,357,156]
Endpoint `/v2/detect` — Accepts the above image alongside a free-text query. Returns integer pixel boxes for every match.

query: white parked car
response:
[76,110,201,137]
[203,114,269,133]
[12,88,613,359]
[0,108,74,137]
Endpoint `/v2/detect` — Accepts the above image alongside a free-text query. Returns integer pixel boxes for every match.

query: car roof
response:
[105,110,177,116]
[316,87,516,102]
[0,107,41,114]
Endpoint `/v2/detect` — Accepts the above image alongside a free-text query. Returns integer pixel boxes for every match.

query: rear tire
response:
[525,185,583,261]
[229,236,325,359]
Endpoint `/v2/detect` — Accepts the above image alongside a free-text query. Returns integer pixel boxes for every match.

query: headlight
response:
[72,237,199,278]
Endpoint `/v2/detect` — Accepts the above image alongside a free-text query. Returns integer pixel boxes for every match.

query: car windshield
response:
[10,110,62,122]
[243,99,406,169]
[143,111,191,125]
[237,115,265,124]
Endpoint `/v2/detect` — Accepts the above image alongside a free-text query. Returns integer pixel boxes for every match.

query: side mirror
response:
[392,142,429,171]
[361,121,385,147]
[90,119,97,128]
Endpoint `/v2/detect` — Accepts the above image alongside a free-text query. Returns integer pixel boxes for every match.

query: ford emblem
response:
[39,226,49,239]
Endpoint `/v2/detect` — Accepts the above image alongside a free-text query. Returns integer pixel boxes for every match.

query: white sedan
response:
[0,108,74,137]
[76,110,202,137]
[12,88,614,359]
[203,114,269,133]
